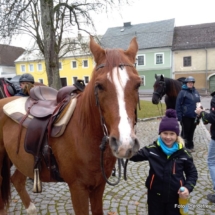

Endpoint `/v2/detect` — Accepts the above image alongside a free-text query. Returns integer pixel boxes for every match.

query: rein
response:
[95,63,134,186]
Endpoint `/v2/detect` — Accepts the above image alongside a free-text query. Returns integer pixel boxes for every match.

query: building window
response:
[73,76,78,84]
[155,53,164,64]
[183,56,191,67]
[38,79,43,84]
[37,63,42,71]
[83,60,88,68]
[59,62,62,70]
[29,64,34,72]
[140,75,145,86]
[61,78,67,87]
[20,65,26,72]
[137,55,145,66]
[84,76,89,84]
[72,61,77,68]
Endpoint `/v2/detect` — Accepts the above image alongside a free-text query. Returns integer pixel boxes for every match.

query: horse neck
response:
[165,79,181,97]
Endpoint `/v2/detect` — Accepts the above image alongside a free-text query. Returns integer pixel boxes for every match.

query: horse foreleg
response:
[11,169,37,215]
[89,183,106,215]
[69,183,90,215]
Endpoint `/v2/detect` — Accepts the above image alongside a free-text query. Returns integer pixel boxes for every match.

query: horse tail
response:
[1,153,11,207]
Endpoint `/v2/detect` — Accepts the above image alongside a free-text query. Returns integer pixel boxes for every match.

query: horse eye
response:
[96,83,104,90]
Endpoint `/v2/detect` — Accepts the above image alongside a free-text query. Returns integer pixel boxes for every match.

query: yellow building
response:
[15,43,95,87]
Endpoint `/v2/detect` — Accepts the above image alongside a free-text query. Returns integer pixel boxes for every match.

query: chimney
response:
[124,22,131,27]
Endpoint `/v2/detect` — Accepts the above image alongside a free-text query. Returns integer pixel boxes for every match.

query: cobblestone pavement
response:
[8,119,215,215]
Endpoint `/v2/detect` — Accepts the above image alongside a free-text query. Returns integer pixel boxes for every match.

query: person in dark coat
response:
[195,91,215,203]
[14,73,35,96]
[175,76,201,152]
[130,109,198,215]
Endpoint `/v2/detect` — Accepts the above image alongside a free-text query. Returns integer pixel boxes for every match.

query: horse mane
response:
[164,77,182,97]
[77,49,130,130]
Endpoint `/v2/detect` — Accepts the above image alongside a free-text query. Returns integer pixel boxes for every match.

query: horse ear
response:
[89,36,105,64]
[155,74,158,79]
[124,37,138,63]
[160,75,164,81]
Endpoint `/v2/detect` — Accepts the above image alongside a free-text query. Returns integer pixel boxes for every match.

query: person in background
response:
[14,73,35,96]
[130,109,198,215]
[195,91,215,203]
[175,76,201,153]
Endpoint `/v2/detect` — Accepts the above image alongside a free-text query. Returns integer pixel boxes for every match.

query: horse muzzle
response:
[152,95,160,104]
[109,136,140,159]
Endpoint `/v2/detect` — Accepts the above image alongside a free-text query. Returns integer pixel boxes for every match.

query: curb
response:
[138,116,162,122]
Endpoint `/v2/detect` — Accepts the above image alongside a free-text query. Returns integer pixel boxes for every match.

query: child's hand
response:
[178,187,190,199]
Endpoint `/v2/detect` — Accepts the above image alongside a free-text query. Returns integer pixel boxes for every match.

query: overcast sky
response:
[11,0,215,48]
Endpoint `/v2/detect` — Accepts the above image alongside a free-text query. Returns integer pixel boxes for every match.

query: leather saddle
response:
[21,80,85,183]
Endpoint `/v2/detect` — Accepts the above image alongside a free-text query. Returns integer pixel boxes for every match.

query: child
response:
[130,109,198,215]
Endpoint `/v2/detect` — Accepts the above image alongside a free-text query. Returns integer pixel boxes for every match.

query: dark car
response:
[8,75,21,91]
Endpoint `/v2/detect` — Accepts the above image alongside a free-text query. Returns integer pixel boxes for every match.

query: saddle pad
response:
[3,97,77,137]
[3,97,33,121]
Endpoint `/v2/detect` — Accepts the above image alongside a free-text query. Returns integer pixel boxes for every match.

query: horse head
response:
[152,74,166,104]
[88,36,141,159]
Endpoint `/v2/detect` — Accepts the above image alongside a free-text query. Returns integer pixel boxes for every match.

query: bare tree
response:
[0,0,130,89]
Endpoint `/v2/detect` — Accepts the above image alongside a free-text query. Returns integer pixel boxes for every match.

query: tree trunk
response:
[40,0,62,89]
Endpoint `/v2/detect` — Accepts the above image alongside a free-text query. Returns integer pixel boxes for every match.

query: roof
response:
[15,49,44,62]
[0,44,25,66]
[172,22,215,50]
[100,19,175,50]
[15,35,102,62]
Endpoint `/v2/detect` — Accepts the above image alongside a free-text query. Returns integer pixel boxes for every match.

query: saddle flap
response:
[26,98,57,118]
[30,86,58,101]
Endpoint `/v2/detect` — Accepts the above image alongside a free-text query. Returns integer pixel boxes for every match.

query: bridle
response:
[94,63,138,186]
[153,80,166,101]
[96,63,134,71]
[153,79,166,116]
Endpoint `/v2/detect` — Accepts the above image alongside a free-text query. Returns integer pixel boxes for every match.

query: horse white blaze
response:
[26,202,37,215]
[108,67,134,155]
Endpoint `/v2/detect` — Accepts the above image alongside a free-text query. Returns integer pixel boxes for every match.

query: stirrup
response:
[32,168,42,193]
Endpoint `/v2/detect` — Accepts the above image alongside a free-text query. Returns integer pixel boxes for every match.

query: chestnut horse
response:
[152,74,185,109]
[0,36,141,215]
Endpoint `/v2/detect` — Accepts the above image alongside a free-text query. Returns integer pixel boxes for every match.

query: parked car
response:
[8,75,21,92]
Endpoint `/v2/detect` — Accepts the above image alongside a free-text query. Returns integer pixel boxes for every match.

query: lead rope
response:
[156,101,164,118]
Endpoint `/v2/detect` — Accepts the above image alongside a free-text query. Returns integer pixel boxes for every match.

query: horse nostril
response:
[133,138,140,153]
[109,136,118,153]
[126,148,132,158]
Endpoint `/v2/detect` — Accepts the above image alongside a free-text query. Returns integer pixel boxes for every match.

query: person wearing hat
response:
[130,109,198,215]
[176,76,201,153]
[14,73,35,96]
[195,91,215,203]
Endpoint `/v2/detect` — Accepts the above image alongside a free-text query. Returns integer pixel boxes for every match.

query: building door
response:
[61,78,67,87]
[209,75,215,93]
